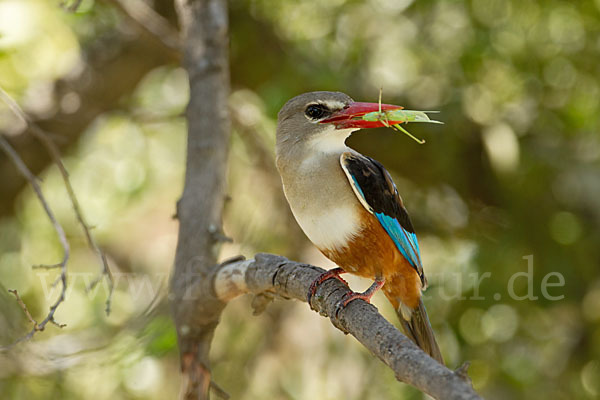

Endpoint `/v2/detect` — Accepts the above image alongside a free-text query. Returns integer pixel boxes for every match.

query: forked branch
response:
[0,135,69,349]
[0,87,114,316]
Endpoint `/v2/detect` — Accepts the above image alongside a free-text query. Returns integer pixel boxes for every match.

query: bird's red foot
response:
[307,268,348,305]
[334,278,385,318]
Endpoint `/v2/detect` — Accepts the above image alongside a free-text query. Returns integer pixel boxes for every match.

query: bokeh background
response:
[1,0,599,399]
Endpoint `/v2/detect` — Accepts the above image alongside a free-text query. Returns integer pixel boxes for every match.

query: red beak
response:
[320,102,404,129]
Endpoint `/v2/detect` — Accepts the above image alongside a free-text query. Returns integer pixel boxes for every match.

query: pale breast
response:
[290,204,361,250]
[279,153,365,251]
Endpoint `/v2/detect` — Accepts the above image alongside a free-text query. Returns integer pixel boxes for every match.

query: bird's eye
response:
[305,104,328,120]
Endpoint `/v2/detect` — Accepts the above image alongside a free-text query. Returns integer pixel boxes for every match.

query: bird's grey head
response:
[276,91,354,151]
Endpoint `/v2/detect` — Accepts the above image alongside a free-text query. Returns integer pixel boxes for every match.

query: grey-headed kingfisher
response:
[275,91,443,363]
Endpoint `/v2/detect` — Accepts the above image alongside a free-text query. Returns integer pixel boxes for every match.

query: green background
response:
[1,0,599,399]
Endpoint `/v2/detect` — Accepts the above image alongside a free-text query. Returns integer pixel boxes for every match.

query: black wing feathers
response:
[342,153,415,234]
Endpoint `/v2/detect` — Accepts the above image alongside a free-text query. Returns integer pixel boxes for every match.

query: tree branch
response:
[0,87,114,315]
[104,0,181,52]
[0,136,69,349]
[210,253,482,400]
[170,0,231,399]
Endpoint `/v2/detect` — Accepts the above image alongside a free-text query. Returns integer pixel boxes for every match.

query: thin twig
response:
[32,263,63,270]
[210,380,230,399]
[0,87,114,315]
[0,136,69,349]
[8,290,39,328]
[104,0,181,52]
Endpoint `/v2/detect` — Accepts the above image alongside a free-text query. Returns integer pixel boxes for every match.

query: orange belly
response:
[318,206,421,309]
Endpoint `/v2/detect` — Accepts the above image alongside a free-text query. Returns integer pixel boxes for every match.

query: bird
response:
[275,91,444,363]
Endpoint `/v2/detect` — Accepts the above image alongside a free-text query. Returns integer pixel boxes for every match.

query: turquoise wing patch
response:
[375,212,422,270]
[342,152,425,284]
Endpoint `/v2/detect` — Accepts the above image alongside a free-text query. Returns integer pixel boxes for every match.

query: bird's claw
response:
[333,279,385,318]
[334,291,370,318]
[307,268,348,306]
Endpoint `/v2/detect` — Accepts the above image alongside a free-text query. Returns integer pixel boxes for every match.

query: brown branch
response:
[0,87,115,316]
[212,254,483,400]
[170,0,231,399]
[0,136,69,349]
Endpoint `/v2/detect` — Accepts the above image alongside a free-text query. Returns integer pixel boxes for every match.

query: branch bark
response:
[212,254,483,400]
[170,0,231,399]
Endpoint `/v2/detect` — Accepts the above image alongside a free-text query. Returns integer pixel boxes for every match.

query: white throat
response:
[306,127,357,154]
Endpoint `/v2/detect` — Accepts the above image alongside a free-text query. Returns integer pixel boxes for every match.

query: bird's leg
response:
[335,278,385,318]
[307,267,349,304]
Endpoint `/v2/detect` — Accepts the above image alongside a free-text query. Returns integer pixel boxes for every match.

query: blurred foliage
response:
[1,0,599,399]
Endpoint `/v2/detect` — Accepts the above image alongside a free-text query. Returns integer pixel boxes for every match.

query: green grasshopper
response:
[361,90,443,144]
